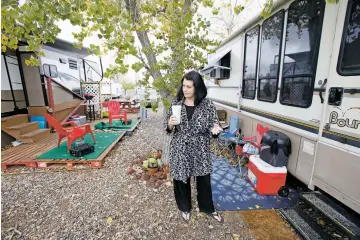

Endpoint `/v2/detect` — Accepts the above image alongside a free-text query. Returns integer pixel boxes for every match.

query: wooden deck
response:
[1,116,141,170]
[1,132,125,170]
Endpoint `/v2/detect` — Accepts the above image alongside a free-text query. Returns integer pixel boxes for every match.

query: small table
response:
[116,100,140,113]
[81,102,100,121]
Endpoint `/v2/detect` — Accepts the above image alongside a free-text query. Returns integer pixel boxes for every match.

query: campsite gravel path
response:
[1,107,253,240]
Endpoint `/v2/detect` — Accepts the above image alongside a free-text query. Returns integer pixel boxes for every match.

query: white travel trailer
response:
[1,38,102,146]
[202,0,360,214]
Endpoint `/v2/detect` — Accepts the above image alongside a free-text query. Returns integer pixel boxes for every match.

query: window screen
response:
[280,0,324,107]
[258,11,285,102]
[338,0,360,75]
[242,26,260,99]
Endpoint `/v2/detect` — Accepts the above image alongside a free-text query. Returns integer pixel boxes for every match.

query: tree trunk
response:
[124,0,192,166]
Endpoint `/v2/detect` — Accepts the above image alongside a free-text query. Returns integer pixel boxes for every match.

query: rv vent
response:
[68,58,78,70]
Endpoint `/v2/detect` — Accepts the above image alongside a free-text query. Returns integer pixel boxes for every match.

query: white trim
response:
[250,155,288,173]
[213,102,239,112]
[214,102,319,141]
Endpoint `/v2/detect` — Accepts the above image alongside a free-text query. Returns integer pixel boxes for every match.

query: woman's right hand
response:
[168,115,177,129]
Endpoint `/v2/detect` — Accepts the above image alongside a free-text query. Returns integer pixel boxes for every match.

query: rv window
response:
[337,0,360,76]
[280,0,324,107]
[68,58,78,70]
[242,26,260,99]
[258,10,285,102]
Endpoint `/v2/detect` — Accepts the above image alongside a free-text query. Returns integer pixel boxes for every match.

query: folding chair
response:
[217,116,240,157]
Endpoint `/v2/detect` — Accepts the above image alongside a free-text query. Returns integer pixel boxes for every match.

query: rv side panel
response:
[20,53,45,106]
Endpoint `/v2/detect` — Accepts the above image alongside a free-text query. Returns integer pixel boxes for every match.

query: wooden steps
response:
[7,122,39,136]
[21,129,51,143]
[1,114,50,144]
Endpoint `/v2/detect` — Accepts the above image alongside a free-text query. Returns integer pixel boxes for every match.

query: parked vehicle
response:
[202,0,360,215]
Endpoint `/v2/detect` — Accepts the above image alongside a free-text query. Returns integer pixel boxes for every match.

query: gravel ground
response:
[1,107,253,240]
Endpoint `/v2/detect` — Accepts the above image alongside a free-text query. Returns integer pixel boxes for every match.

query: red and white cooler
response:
[247,155,287,195]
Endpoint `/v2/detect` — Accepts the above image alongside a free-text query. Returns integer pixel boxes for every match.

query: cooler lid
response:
[249,155,287,174]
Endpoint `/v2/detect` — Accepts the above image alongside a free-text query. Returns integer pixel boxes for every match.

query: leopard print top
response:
[164,98,220,183]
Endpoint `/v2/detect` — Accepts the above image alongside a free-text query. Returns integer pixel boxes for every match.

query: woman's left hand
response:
[211,124,223,135]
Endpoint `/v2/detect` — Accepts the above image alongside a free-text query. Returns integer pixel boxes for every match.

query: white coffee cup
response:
[171,105,182,125]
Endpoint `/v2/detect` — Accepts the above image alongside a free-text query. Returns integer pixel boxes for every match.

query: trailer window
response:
[280,0,324,107]
[258,10,285,102]
[338,0,360,76]
[242,26,260,99]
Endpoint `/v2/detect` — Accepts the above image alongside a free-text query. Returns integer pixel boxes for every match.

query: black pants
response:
[173,174,215,213]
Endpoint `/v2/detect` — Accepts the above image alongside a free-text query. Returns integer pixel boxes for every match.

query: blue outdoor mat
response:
[211,156,299,211]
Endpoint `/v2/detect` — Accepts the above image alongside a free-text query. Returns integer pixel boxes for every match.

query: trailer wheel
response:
[278,186,290,197]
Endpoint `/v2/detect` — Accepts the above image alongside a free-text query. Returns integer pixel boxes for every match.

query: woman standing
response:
[164,70,223,222]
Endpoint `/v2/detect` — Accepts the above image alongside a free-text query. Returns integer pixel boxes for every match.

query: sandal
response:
[208,211,223,223]
[180,211,190,222]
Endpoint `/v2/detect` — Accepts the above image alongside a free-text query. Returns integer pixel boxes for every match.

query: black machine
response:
[260,130,291,167]
[70,143,95,157]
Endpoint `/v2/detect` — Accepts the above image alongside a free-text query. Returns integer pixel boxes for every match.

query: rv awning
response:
[201,51,231,74]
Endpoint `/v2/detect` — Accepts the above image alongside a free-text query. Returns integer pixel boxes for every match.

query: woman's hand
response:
[168,115,178,130]
[211,124,223,135]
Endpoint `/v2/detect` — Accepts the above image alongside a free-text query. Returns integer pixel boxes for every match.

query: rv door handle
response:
[319,78,327,104]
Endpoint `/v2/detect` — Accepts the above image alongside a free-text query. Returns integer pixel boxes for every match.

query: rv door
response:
[313,0,360,214]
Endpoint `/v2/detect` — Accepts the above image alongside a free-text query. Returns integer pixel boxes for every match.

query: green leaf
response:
[212,8,219,15]
[261,0,274,19]
[107,217,113,224]
[234,5,244,15]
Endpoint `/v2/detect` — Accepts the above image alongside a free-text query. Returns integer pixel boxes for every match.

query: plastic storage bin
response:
[72,116,86,126]
[29,116,47,129]
[247,155,287,195]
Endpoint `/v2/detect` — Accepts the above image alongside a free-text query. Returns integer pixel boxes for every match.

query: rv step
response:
[301,192,360,238]
[279,208,322,240]
[21,129,50,143]
[280,196,357,240]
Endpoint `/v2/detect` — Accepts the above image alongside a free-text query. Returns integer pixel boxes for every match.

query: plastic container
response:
[29,116,47,129]
[38,121,47,129]
[29,116,46,122]
[247,155,287,195]
[72,116,86,126]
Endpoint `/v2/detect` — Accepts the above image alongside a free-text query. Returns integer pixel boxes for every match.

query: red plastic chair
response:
[108,101,128,126]
[242,124,270,150]
[44,114,96,152]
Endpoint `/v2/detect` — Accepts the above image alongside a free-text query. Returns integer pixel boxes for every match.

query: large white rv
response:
[202,0,360,214]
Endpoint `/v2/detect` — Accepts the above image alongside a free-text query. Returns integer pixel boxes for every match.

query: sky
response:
[54,0,266,83]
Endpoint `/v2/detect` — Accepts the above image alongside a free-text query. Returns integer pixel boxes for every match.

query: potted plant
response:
[147,158,158,175]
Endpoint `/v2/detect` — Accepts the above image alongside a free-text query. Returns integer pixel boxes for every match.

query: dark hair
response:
[176,70,207,106]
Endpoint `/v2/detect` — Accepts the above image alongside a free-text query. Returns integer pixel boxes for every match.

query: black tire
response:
[278,186,290,197]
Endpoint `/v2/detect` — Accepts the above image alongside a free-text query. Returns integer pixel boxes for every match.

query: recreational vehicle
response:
[202,0,360,215]
[1,38,102,146]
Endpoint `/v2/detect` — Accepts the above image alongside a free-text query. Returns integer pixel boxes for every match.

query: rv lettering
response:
[329,111,360,129]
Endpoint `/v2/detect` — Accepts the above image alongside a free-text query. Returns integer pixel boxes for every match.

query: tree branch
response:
[135,48,150,70]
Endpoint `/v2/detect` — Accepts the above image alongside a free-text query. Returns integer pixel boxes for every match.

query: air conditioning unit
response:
[210,68,221,79]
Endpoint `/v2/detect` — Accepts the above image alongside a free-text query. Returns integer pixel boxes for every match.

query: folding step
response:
[21,129,50,143]
[301,192,360,238]
[280,208,322,240]
[7,122,39,135]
